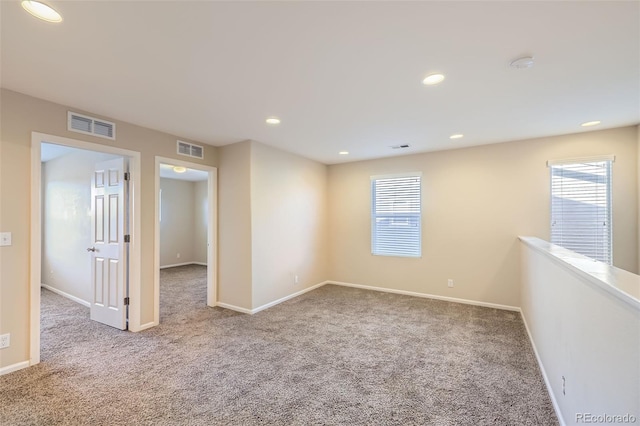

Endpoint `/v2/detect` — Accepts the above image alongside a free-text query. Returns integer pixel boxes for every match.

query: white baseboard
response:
[216,302,253,314]
[520,310,566,426]
[251,281,328,314]
[328,281,521,312]
[160,262,207,270]
[0,361,30,376]
[41,284,90,308]
[216,281,328,315]
[135,321,158,332]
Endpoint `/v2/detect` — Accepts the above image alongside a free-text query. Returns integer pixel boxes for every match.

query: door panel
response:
[90,158,127,330]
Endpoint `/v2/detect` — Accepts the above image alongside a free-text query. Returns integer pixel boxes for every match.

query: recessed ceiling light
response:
[339,151,349,155]
[510,56,535,69]
[265,117,281,125]
[422,73,445,85]
[21,1,62,23]
[449,134,464,140]
[173,166,187,173]
[581,120,601,127]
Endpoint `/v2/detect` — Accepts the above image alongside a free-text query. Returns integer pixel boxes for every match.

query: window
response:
[371,173,421,257]
[549,157,613,264]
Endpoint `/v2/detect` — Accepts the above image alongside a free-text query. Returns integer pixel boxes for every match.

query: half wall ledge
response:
[518,236,640,310]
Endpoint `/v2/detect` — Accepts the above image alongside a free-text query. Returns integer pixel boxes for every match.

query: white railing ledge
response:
[519,236,640,310]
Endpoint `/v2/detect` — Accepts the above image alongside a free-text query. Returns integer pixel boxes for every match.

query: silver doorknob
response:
[87,247,96,252]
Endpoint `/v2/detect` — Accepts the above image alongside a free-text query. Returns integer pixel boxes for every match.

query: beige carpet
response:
[0,265,557,425]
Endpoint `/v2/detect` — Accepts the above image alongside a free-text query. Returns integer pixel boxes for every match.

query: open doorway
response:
[154,157,217,324]
[30,132,142,366]
[40,143,122,313]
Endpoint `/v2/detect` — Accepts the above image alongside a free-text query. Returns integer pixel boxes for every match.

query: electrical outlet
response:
[0,232,11,247]
[177,253,181,259]
[447,279,454,288]
[294,274,299,285]
[0,333,10,349]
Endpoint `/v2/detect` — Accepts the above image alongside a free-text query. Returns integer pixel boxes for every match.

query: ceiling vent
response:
[391,144,410,149]
[177,140,204,159]
[68,112,115,140]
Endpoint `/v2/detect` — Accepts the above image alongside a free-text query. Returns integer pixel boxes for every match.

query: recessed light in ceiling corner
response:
[265,117,281,125]
[339,151,349,155]
[510,56,534,69]
[422,73,445,85]
[449,134,464,140]
[581,120,601,127]
[21,1,62,23]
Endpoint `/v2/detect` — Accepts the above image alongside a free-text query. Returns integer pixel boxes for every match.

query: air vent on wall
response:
[68,112,116,140]
[177,140,204,159]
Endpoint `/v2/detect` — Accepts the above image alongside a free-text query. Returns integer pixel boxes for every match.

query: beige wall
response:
[218,141,253,309]
[250,142,328,308]
[159,178,207,267]
[160,178,195,267]
[328,126,639,308]
[0,89,218,369]
[41,149,119,303]
[638,125,640,272]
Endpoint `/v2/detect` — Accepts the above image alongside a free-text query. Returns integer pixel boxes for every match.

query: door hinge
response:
[124,172,130,181]
[124,235,130,243]
[124,297,130,306]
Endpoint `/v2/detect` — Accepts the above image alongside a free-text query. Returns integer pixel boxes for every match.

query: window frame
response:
[370,172,422,258]
[548,156,614,265]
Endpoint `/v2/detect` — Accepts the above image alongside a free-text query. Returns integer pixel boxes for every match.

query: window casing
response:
[550,158,613,264]
[371,174,421,257]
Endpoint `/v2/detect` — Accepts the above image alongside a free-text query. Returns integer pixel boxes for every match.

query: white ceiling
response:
[159,163,208,181]
[2,1,638,165]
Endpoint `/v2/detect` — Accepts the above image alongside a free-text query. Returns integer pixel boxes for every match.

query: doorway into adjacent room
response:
[154,157,217,324]
[30,132,142,366]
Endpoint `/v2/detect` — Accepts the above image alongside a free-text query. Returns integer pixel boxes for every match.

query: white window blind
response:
[550,159,612,264]
[371,174,421,257]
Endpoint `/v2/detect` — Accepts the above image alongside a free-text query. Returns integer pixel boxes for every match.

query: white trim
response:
[520,311,566,426]
[41,284,90,308]
[251,281,328,314]
[370,171,422,180]
[546,154,615,166]
[154,156,218,326]
[328,281,521,312]
[31,132,143,366]
[216,302,253,315]
[137,321,158,331]
[0,361,30,376]
[30,139,42,366]
[519,236,639,309]
[159,261,207,270]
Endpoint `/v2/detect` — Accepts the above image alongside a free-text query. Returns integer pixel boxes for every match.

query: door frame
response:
[30,132,142,366]
[154,156,218,323]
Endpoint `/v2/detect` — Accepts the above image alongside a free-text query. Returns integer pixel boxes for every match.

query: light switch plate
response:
[0,232,12,247]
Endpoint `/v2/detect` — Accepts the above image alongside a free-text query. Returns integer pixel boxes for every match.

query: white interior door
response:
[89,158,128,330]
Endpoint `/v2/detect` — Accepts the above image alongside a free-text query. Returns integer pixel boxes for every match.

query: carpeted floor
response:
[0,265,557,425]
